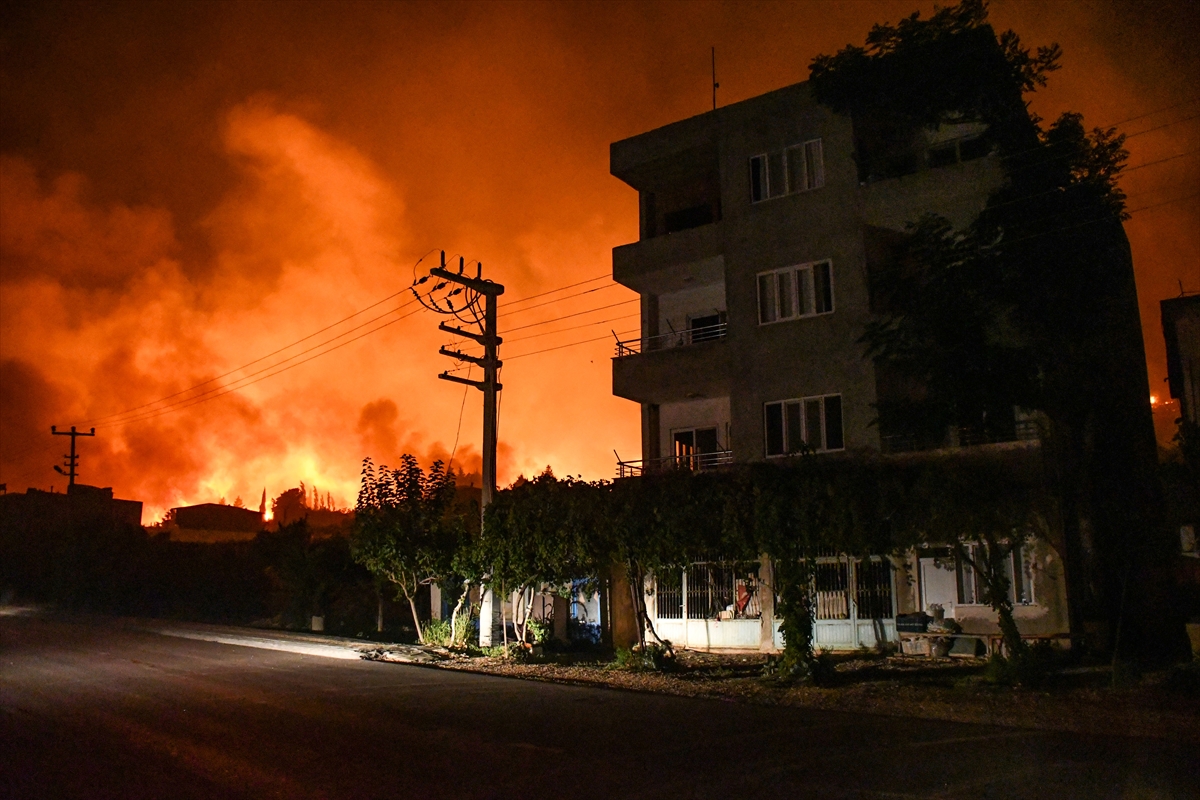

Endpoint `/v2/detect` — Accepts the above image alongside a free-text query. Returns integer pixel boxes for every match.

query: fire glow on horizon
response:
[1,2,1197,520]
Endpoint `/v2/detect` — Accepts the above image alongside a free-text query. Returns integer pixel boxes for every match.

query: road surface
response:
[2,611,1194,799]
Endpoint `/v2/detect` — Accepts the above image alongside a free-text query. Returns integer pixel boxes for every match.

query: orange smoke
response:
[1,2,1196,521]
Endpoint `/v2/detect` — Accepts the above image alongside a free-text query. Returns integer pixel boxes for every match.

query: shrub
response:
[612,643,675,672]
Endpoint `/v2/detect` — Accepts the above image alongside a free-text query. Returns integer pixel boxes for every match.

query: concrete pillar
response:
[552,594,570,643]
[608,565,640,650]
[478,586,503,647]
[429,583,442,620]
[758,555,777,652]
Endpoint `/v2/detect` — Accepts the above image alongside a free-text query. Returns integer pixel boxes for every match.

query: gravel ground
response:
[428,649,1200,743]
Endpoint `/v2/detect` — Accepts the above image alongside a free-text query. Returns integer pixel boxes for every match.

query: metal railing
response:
[614,321,727,358]
[616,450,734,478]
[880,419,1041,454]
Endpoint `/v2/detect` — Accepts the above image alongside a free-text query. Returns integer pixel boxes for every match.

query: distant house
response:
[0,483,143,531]
[171,503,263,543]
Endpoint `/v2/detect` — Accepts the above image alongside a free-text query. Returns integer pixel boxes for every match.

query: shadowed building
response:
[170,503,264,543]
[607,80,1100,652]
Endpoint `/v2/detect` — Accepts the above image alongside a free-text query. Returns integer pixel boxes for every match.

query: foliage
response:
[982,640,1061,688]
[421,616,475,649]
[810,0,1173,661]
[611,643,676,672]
[809,0,1059,182]
[352,455,464,644]
[480,469,602,647]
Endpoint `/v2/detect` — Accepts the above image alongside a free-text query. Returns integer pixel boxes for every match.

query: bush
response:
[982,641,1062,687]
[612,643,675,672]
[762,650,835,685]
[422,616,475,648]
[526,617,552,645]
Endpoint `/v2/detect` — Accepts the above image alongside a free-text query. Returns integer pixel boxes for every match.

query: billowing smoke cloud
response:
[2,1,1196,519]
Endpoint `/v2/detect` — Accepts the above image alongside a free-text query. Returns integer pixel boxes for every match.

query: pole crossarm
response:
[438,321,502,345]
[429,267,505,297]
[437,347,500,369]
[438,371,501,391]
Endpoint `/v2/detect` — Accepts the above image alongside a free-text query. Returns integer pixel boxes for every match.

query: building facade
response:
[610,81,1067,651]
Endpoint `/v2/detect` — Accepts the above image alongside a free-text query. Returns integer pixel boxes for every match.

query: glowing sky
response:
[2,1,1197,521]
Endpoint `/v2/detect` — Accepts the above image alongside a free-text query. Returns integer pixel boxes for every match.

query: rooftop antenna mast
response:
[712,46,719,110]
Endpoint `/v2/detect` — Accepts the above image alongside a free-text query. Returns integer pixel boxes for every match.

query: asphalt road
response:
[2,612,1195,799]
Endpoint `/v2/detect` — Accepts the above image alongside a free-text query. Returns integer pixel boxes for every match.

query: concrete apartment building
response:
[609,81,1067,652]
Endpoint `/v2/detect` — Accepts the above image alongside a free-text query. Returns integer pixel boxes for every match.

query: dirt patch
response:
[434,650,1200,742]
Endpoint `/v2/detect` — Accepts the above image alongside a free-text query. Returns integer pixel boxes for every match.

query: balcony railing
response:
[616,450,734,478]
[880,420,1040,455]
[614,322,727,358]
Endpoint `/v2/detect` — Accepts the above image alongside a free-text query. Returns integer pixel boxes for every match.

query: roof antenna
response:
[711,46,719,111]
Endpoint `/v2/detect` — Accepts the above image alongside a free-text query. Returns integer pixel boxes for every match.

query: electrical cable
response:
[447,365,471,473]
[504,327,641,362]
[500,274,611,308]
[498,282,621,317]
[97,303,429,429]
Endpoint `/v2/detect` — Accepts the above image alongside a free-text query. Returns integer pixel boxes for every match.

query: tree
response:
[351,455,462,644]
[480,469,601,648]
[811,0,1177,661]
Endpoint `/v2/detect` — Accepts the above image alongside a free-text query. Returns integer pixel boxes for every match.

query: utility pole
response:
[51,425,96,487]
[418,251,505,645]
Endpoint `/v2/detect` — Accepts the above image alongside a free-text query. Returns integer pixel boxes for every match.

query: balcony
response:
[880,420,1040,455]
[616,450,734,479]
[612,328,730,404]
[614,320,727,358]
[612,221,724,294]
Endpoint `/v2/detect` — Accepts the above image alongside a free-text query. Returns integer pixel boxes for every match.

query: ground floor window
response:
[919,545,1033,610]
[812,556,894,620]
[654,561,762,620]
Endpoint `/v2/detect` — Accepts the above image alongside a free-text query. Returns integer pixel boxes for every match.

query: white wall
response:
[657,281,726,339]
[659,396,731,456]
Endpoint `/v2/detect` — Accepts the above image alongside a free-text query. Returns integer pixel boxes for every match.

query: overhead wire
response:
[97,303,430,429]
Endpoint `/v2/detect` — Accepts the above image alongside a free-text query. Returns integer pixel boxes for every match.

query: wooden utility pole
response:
[51,425,95,487]
[424,252,505,646]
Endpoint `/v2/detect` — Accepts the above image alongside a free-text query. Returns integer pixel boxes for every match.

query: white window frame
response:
[786,138,825,192]
[939,544,1035,607]
[757,260,834,325]
[750,138,824,203]
[764,394,844,457]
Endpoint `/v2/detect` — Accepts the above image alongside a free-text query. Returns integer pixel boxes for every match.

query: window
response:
[955,544,1033,606]
[919,545,1033,610]
[926,136,992,169]
[672,426,723,469]
[764,394,843,456]
[786,139,825,192]
[750,138,824,203]
[757,260,834,323]
[687,311,726,344]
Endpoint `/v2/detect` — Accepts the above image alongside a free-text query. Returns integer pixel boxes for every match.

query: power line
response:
[82,286,423,426]
[505,327,640,362]
[500,274,610,308]
[454,312,642,358]
[98,304,428,429]
[504,299,639,334]
[498,282,621,317]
